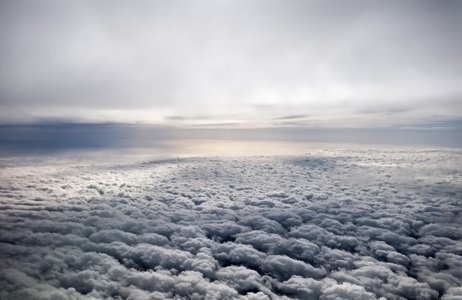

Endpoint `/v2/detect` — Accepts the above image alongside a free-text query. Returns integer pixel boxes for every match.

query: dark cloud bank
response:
[1,123,462,156]
[1,149,461,299]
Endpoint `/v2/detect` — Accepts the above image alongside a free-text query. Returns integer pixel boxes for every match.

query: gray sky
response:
[1,0,461,127]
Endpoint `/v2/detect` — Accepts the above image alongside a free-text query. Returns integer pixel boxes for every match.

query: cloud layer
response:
[0,149,461,299]
[1,1,462,125]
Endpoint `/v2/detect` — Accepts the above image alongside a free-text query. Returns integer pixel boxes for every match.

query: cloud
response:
[2,123,462,158]
[1,1,462,125]
[320,281,377,300]
[0,148,461,298]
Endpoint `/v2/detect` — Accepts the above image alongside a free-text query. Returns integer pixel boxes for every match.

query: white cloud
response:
[320,282,377,300]
[0,149,461,298]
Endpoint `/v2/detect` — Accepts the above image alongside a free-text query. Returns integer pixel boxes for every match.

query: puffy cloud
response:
[276,275,324,299]
[320,282,377,300]
[0,149,461,299]
[441,287,462,300]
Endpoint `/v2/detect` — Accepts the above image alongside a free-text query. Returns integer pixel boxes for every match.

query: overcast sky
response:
[1,0,461,127]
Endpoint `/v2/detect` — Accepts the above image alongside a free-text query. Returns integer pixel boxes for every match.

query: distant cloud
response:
[274,115,308,120]
[1,123,462,157]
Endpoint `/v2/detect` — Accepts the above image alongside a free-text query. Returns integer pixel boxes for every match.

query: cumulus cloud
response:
[0,149,461,299]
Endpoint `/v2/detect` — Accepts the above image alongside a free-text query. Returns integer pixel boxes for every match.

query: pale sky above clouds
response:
[1,0,461,127]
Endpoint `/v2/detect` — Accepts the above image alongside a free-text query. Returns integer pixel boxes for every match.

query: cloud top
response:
[0,149,461,299]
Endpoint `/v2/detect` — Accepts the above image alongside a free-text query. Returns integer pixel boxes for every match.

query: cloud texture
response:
[0,149,461,299]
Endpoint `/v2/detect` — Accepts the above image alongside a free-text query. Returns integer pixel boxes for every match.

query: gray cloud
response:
[2,123,462,157]
[0,1,461,125]
[1,149,461,299]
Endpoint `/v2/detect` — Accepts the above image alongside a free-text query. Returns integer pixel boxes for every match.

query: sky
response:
[1,0,462,128]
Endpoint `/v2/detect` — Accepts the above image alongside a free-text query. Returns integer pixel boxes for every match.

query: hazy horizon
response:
[1,122,461,158]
